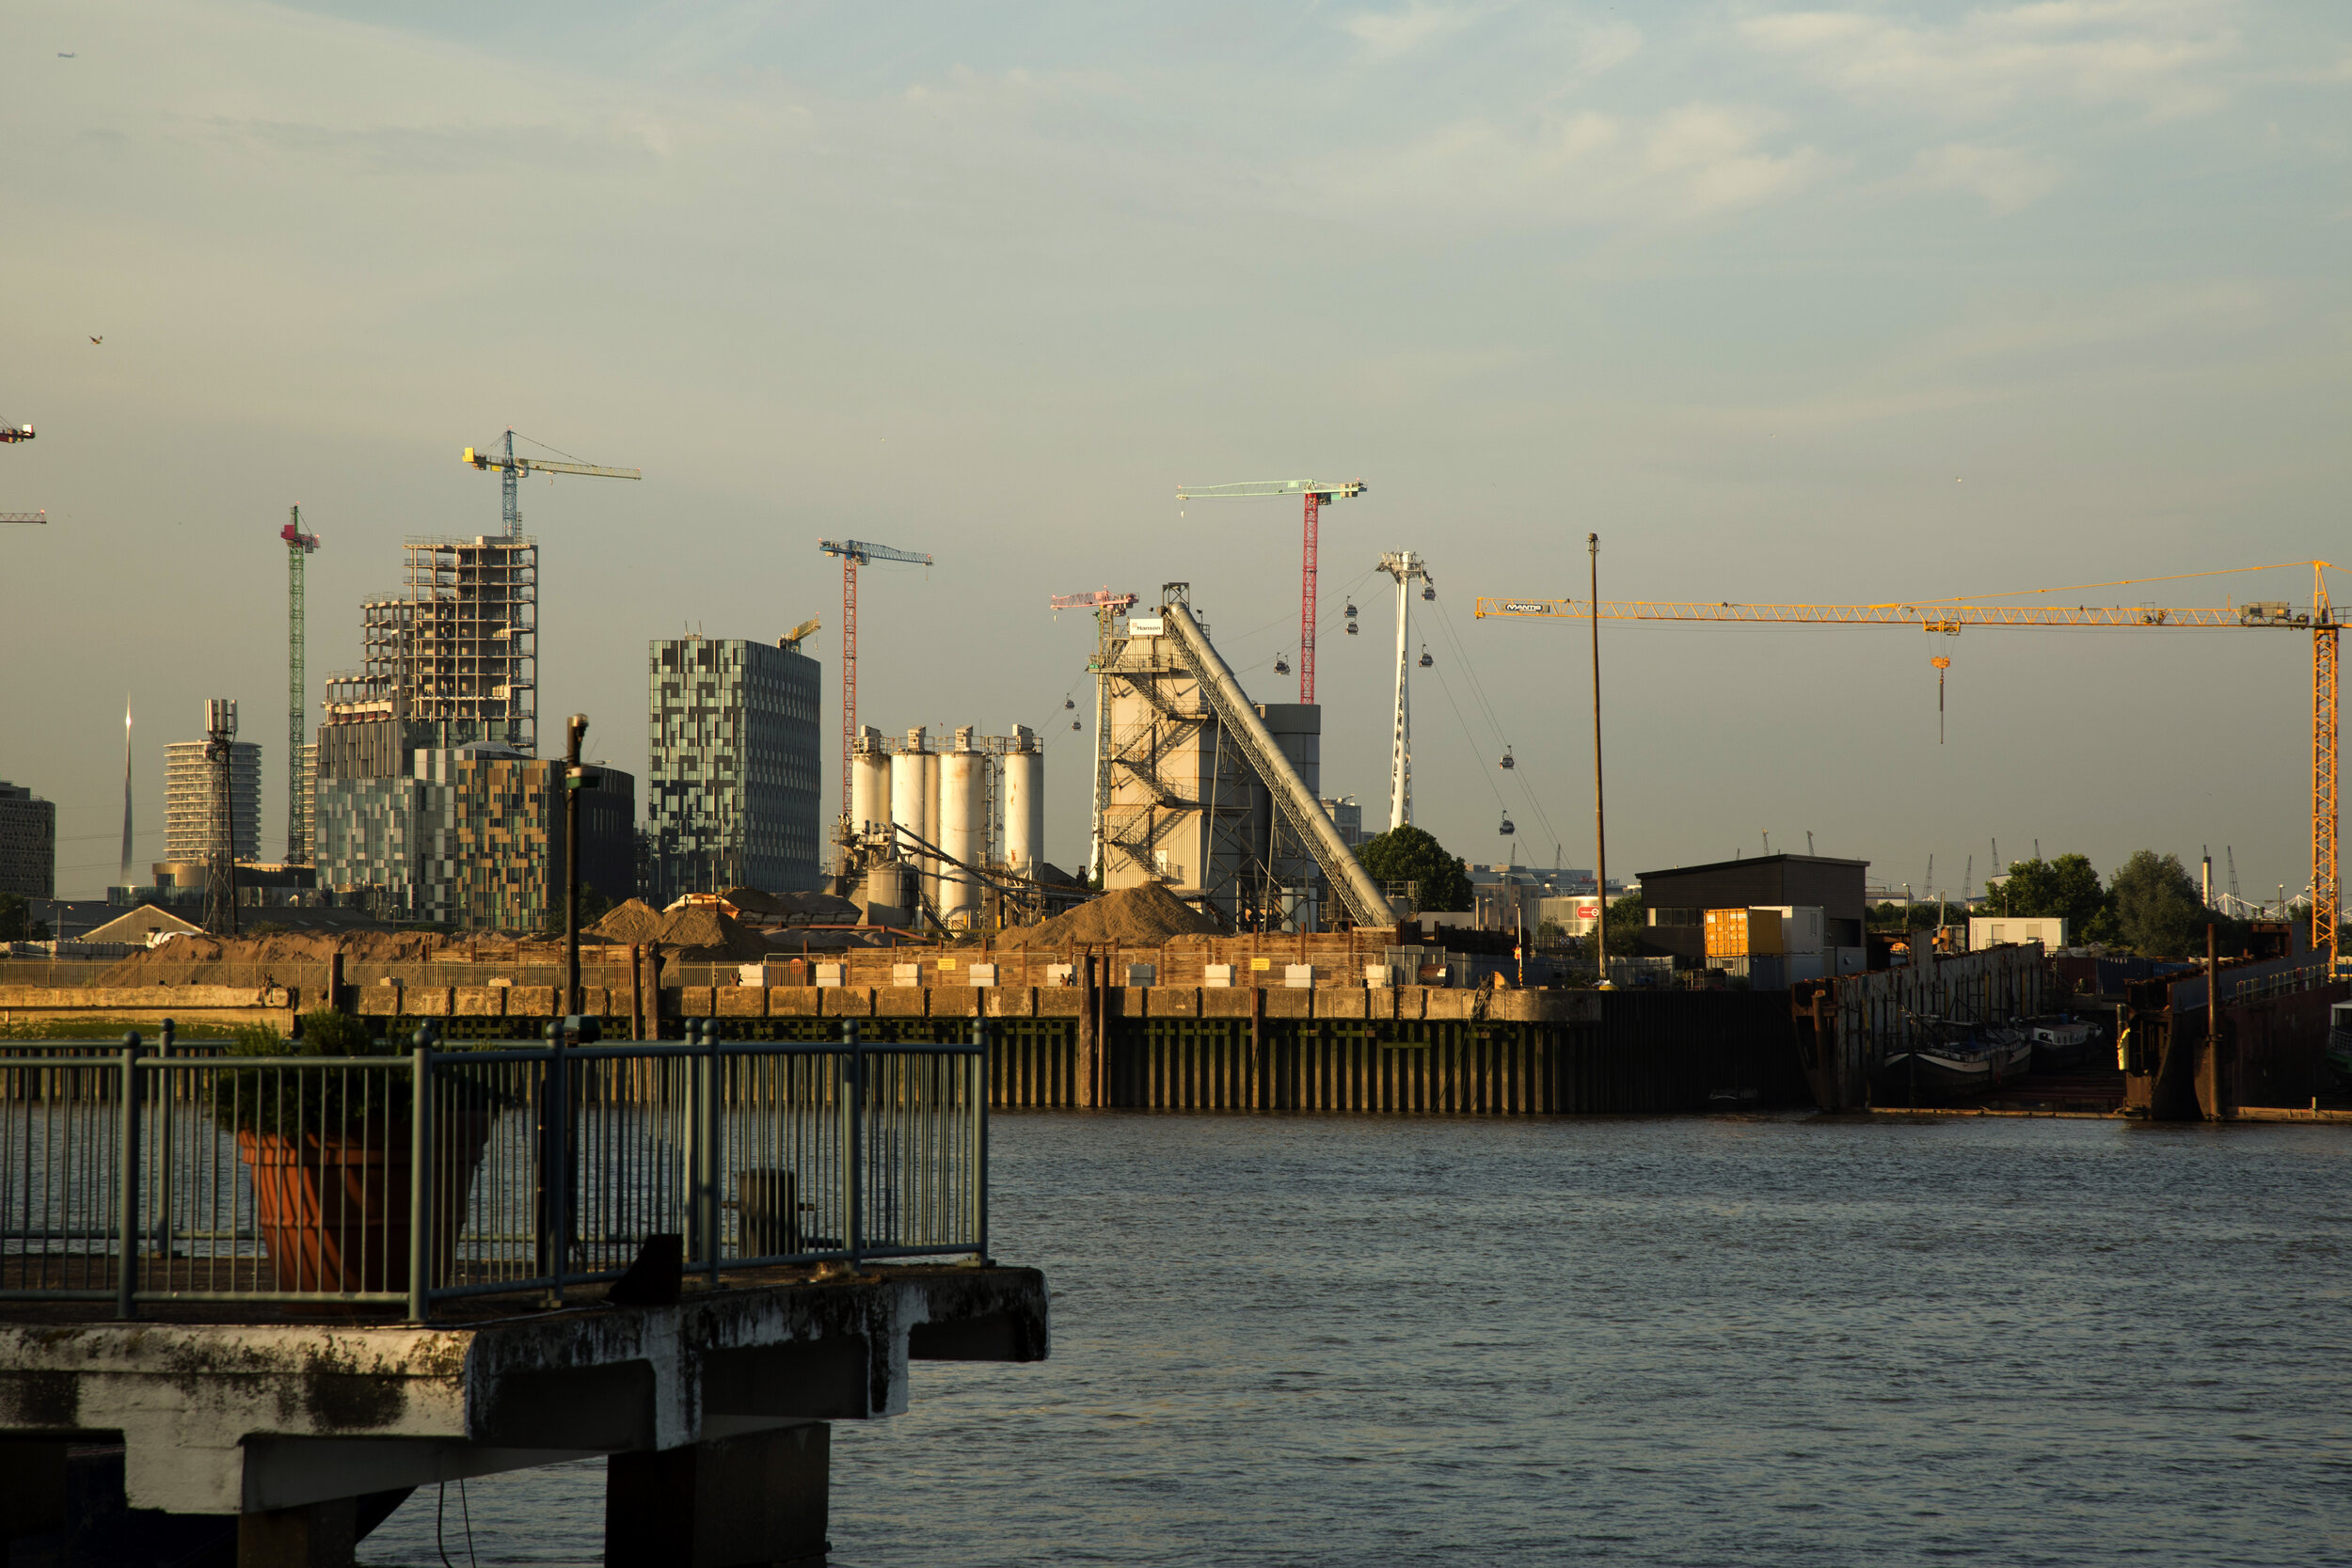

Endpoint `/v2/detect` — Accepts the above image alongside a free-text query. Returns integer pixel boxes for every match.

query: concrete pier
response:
[0,1265,1045,1568]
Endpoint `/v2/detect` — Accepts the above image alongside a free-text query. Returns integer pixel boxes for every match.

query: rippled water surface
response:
[366,1111,2352,1566]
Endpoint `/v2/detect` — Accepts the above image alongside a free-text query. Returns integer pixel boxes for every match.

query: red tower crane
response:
[818,536,933,813]
[1173,479,1368,703]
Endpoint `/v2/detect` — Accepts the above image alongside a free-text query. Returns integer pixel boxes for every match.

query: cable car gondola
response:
[1274,652,1291,675]
[1499,814,1516,836]
[1419,645,1433,668]
[1344,601,1359,618]
[1064,696,1075,709]
[1422,583,1436,601]
[1071,719,1082,732]
[1499,746,1515,770]
[1345,620,1359,636]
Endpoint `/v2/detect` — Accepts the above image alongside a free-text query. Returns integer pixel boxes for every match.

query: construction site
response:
[3,430,2347,1124]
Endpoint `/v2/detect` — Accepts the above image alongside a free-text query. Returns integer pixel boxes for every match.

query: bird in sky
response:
[88,336,102,344]
[58,53,75,59]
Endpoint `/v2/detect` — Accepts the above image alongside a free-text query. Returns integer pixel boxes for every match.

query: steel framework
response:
[818,538,932,846]
[282,508,318,863]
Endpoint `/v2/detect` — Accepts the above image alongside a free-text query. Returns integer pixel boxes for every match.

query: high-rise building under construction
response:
[164,736,260,863]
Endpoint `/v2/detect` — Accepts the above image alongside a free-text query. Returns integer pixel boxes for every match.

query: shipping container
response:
[1704,907,1784,958]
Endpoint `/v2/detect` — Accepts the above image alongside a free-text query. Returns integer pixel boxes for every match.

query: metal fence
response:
[0,1022,987,1319]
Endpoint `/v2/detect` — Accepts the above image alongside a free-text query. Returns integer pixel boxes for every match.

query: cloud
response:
[1343,3,1481,62]
[1325,103,1821,225]
[1905,142,2066,211]
[1743,1,2243,119]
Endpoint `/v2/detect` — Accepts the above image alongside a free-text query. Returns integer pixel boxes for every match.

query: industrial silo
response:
[890,728,929,902]
[850,725,892,837]
[939,727,986,924]
[921,740,942,906]
[1004,723,1044,877]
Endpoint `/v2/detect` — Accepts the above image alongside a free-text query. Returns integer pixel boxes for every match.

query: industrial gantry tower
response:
[280,508,318,863]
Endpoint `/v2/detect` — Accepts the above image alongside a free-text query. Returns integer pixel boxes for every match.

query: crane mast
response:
[818,538,933,855]
[1174,479,1367,704]
[281,509,319,863]
[1477,563,2344,973]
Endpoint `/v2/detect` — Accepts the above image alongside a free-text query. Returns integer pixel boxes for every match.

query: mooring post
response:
[154,1017,176,1258]
[1076,952,1098,1109]
[702,1017,723,1289]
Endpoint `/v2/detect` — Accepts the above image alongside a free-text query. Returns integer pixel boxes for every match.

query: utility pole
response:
[1590,533,1609,989]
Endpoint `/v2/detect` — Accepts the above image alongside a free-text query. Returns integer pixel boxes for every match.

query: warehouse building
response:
[1636,853,1869,965]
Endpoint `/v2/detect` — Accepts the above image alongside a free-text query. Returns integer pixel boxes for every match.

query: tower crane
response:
[1050,588,1140,881]
[462,429,640,540]
[281,508,319,864]
[1476,561,2347,973]
[818,538,933,826]
[781,616,822,652]
[1173,479,1368,704]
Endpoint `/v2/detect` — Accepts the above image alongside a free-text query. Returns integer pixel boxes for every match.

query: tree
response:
[1992,853,2106,934]
[0,894,48,942]
[1604,892,1645,955]
[1356,824,1472,912]
[2106,849,2206,958]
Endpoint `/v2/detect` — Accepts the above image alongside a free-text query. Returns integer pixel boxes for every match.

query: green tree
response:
[1991,853,2106,934]
[1356,824,1472,912]
[2106,849,2206,958]
[0,894,49,942]
[1604,892,1645,954]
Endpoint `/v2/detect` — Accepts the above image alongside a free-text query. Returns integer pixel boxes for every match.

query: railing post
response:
[115,1031,142,1321]
[701,1018,722,1289]
[545,1019,570,1307]
[408,1027,434,1323]
[845,1020,863,1268]
[975,1019,990,1262]
[152,1018,175,1258]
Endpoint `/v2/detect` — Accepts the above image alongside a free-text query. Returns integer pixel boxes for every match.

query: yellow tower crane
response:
[1477,562,2343,973]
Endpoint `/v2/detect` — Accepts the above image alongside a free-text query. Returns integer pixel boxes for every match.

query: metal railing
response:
[0,1020,987,1320]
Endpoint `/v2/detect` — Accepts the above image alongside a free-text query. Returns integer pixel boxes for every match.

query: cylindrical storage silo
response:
[922,748,943,906]
[864,863,914,927]
[939,742,987,924]
[850,728,892,840]
[1004,736,1044,877]
[890,736,929,880]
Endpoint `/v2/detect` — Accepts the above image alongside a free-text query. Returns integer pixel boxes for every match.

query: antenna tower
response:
[201,700,240,936]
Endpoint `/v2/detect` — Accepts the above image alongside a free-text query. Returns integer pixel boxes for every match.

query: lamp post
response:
[564,714,588,1017]
[1590,533,1610,989]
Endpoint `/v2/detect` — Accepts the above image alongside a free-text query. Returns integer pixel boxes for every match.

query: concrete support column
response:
[608,1425,830,1568]
[238,1497,356,1568]
[0,1439,68,1545]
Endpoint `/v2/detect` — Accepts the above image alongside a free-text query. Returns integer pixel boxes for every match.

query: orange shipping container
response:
[1703,907,1784,958]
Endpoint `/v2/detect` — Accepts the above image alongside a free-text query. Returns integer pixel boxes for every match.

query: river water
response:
[365,1111,2351,1566]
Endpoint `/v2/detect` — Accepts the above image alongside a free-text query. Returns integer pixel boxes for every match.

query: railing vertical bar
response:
[115,1036,141,1319]
[408,1038,431,1322]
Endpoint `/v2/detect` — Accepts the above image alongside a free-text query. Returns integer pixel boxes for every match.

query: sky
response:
[2,0,2348,905]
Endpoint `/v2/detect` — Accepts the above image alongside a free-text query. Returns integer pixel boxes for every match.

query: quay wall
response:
[0,976,1809,1117]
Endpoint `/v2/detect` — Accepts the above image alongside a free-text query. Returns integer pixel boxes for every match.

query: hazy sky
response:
[5,1,2349,904]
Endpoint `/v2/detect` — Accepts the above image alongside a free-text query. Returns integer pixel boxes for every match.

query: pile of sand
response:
[995,883,1222,949]
[589,899,664,945]
[720,887,863,927]
[649,905,772,959]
